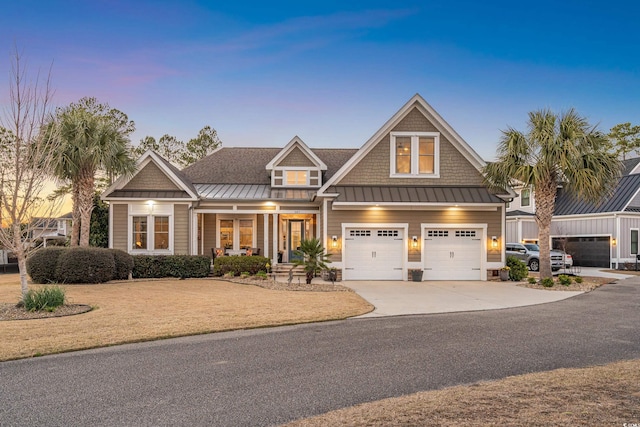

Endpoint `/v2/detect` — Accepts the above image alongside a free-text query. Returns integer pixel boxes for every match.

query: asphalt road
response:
[1,279,639,426]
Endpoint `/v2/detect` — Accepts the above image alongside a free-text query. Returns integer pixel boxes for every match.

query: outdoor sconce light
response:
[412,236,418,248]
[331,236,338,248]
[491,236,498,248]
[612,238,617,247]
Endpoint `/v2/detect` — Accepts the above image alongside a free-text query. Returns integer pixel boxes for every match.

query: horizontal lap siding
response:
[327,203,502,262]
[112,204,128,251]
[174,204,189,254]
[257,214,264,255]
[203,214,216,257]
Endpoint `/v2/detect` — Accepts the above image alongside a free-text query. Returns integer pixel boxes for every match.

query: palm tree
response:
[484,109,621,279]
[49,102,136,246]
[293,238,332,284]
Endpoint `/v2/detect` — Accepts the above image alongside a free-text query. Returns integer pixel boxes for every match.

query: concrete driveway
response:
[345,268,635,318]
[346,280,584,318]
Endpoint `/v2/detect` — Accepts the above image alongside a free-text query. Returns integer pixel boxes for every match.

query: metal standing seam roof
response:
[195,184,316,201]
[327,186,503,204]
[554,173,640,215]
[106,190,191,199]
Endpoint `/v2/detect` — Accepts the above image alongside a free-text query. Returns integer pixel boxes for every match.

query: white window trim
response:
[216,215,258,250]
[631,228,639,255]
[128,204,174,254]
[272,167,322,188]
[389,131,440,178]
[521,188,531,207]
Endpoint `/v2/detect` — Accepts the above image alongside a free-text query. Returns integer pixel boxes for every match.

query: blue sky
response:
[1,0,638,161]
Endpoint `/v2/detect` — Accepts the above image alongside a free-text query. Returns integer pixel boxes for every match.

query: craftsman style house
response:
[103,95,511,280]
[507,157,640,268]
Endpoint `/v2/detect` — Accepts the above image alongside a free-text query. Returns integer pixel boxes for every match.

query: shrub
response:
[255,271,268,279]
[575,276,584,284]
[132,255,211,278]
[22,286,66,311]
[110,249,134,280]
[558,274,572,286]
[26,247,66,284]
[240,271,250,278]
[528,277,537,284]
[213,256,270,276]
[506,256,528,281]
[540,277,554,287]
[56,247,115,283]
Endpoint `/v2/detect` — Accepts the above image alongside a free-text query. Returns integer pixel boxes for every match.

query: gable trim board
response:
[266,136,327,171]
[103,150,199,201]
[318,94,488,196]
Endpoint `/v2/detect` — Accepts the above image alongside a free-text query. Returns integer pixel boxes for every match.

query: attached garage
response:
[552,236,611,267]
[423,228,483,280]
[343,227,404,280]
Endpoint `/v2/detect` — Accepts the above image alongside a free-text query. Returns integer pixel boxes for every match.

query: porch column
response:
[263,213,270,258]
[272,213,279,266]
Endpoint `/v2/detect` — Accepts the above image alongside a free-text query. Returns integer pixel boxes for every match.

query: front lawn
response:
[0,275,372,361]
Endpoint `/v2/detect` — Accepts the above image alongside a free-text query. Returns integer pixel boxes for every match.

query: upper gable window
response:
[390,132,440,178]
[273,168,321,187]
[286,170,308,185]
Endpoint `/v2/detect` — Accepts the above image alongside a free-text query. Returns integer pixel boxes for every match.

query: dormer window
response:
[272,168,321,187]
[286,170,308,185]
[390,132,440,177]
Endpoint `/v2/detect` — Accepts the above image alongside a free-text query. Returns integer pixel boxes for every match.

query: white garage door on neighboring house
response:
[343,228,404,280]
[423,228,482,280]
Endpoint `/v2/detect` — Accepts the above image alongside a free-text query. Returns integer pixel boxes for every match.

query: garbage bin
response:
[410,269,423,282]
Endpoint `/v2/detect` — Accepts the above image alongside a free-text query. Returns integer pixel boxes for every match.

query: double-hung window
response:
[130,203,172,253]
[521,188,531,207]
[390,132,440,177]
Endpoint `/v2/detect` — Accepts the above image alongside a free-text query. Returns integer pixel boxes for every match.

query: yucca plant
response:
[293,238,331,284]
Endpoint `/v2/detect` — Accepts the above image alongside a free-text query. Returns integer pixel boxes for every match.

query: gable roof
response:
[318,94,489,195]
[265,136,327,170]
[554,173,640,215]
[182,147,357,185]
[102,150,198,200]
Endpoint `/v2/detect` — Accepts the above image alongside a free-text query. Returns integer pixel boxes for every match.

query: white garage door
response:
[424,228,482,280]
[343,228,404,280]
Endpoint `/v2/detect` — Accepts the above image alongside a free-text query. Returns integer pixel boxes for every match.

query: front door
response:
[288,220,304,262]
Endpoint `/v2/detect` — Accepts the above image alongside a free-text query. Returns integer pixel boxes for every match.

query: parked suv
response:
[506,243,563,272]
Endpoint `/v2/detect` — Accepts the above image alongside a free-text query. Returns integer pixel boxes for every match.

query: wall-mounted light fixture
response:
[412,236,418,248]
[491,236,498,249]
[612,237,617,247]
[331,236,338,248]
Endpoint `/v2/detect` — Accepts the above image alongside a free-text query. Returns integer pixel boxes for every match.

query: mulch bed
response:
[225,276,353,292]
[516,275,616,292]
[0,304,92,321]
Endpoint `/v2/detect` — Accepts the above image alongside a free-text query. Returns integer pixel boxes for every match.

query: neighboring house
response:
[506,158,640,268]
[103,94,511,281]
[29,213,72,246]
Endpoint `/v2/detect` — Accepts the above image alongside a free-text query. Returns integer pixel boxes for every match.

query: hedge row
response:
[132,255,211,278]
[213,256,270,276]
[27,247,133,284]
[27,248,212,283]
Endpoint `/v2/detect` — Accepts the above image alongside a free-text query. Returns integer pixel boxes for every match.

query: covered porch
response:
[194,209,320,265]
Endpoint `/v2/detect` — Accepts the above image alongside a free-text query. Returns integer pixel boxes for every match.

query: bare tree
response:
[0,49,62,297]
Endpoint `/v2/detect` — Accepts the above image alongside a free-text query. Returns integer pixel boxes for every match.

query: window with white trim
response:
[390,132,440,177]
[132,215,170,251]
[272,168,321,187]
[218,218,255,250]
[631,229,638,255]
[521,188,531,207]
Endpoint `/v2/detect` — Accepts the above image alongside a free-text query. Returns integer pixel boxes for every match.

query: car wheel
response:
[529,259,539,271]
